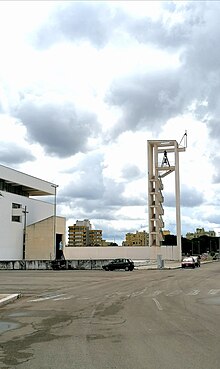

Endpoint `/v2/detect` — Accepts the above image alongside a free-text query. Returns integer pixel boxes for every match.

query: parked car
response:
[102,258,134,271]
[192,255,201,267]
[181,257,196,269]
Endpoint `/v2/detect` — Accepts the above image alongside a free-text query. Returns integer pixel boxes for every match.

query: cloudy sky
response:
[1,1,220,244]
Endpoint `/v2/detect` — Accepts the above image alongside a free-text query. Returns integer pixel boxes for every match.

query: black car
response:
[102,258,134,271]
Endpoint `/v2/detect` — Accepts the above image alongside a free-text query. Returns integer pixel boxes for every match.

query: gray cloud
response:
[60,152,105,200]
[104,2,220,141]
[106,69,185,137]
[201,213,220,225]
[58,152,145,215]
[127,2,207,50]
[60,176,145,208]
[211,155,220,184]
[164,187,204,208]
[181,188,204,207]
[121,163,142,180]
[33,2,125,49]
[0,143,35,165]
[13,99,100,158]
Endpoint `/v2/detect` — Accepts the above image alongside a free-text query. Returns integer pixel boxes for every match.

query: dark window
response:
[12,216,21,222]
[12,203,21,209]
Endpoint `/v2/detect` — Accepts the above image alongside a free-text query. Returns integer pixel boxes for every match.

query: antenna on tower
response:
[179,130,187,149]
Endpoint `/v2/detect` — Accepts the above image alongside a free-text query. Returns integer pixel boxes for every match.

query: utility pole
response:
[51,184,59,260]
[22,206,29,259]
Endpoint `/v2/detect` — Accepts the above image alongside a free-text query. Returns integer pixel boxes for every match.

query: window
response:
[11,203,22,222]
[12,216,21,222]
[12,203,21,209]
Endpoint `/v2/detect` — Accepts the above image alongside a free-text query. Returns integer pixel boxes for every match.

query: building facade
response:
[68,220,102,247]
[122,231,149,246]
[186,227,216,240]
[89,230,102,246]
[0,164,64,260]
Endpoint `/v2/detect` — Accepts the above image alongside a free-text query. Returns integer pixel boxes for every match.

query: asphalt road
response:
[0,263,219,369]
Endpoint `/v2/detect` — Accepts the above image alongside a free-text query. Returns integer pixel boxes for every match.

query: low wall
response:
[0,259,120,270]
[64,246,179,261]
[0,245,179,270]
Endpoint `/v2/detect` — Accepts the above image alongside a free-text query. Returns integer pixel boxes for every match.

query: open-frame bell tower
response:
[147,134,187,260]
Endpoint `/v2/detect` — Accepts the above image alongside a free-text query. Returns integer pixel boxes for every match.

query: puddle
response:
[0,321,20,334]
[8,312,30,317]
[200,297,220,305]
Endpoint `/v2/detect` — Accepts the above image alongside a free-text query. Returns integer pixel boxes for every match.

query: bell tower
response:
[147,133,187,260]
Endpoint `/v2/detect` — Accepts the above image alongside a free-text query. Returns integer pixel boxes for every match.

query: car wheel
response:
[182,265,185,268]
[192,265,195,269]
[125,266,129,271]
[105,266,109,271]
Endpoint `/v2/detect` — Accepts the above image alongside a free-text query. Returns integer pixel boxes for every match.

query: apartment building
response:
[186,227,216,240]
[122,230,149,246]
[68,219,102,247]
[89,229,102,246]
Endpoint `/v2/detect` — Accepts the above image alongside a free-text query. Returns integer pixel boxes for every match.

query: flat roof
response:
[0,164,57,196]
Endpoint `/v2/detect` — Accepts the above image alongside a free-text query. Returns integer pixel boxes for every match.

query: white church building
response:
[0,164,65,261]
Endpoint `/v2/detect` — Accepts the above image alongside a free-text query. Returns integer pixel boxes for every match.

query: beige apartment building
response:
[186,227,216,240]
[89,230,102,246]
[122,230,149,246]
[162,230,170,236]
[68,225,89,247]
[68,219,102,247]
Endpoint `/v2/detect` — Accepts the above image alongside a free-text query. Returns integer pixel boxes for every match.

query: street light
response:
[51,184,59,260]
[22,206,29,259]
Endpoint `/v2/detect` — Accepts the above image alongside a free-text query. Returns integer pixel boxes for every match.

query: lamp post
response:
[51,184,59,260]
[22,205,29,259]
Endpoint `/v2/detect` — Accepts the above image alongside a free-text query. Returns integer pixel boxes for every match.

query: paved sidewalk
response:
[135,260,181,270]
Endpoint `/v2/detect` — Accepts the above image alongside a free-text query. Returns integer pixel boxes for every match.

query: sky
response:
[1,0,220,244]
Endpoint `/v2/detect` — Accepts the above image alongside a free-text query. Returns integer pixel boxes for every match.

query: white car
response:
[182,257,196,269]
[192,255,201,267]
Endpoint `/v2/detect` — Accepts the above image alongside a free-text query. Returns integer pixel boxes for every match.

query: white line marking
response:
[208,289,220,295]
[186,290,200,295]
[149,290,164,297]
[28,294,66,302]
[79,297,90,300]
[152,298,163,311]
[166,290,182,296]
[53,295,76,301]
[131,287,148,297]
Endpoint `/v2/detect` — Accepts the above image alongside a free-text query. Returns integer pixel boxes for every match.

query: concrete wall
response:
[0,259,116,270]
[25,216,66,260]
[64,245,179,261]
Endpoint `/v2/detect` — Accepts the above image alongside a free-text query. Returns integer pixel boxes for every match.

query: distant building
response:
[162,230,170,236]
[122,231,149,246]
[186,227,216,240]
[68,220,102,247]
[89,230,102,246]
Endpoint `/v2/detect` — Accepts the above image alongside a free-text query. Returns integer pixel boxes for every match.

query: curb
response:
[0,293,21,307]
